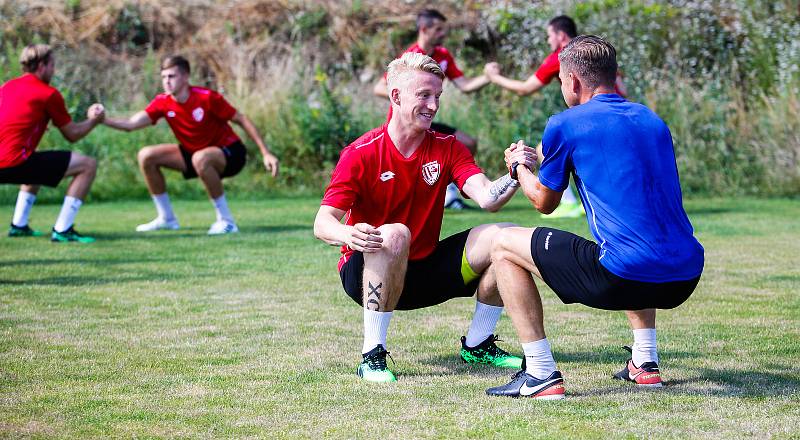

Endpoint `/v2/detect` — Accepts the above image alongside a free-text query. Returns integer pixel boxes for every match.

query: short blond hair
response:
[386,52,444,90]
[20,44,53,73]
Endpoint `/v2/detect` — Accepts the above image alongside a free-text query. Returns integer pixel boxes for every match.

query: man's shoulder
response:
[432,46,454,57]
[340,126,386,162]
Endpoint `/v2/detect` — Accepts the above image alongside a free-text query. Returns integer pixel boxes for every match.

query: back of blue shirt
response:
[539,94,704,283]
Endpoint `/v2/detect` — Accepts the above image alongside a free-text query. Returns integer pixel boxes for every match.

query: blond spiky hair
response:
[20,44,53,73]
[386,52,445,90]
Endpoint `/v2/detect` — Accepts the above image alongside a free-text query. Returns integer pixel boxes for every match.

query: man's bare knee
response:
[490,228,517,263]
[138,147,157,168]
[377,223,411,256]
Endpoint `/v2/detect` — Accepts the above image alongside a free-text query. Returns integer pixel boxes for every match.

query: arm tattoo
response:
[366,281,383,311]
[488,174,520,202]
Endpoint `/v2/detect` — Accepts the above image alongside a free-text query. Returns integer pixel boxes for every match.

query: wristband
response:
[509,161,520,180]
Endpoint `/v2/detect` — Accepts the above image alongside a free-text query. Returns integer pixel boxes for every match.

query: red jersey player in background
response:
[0,44,104,243]
[373,9,493,210]
[315,52,538,383]
[485,15,628,219]
[101,56,279,235]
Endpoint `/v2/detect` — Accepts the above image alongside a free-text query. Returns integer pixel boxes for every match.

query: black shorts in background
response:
[339,229,480,310]
[530,227,700,311]
[430,122,457,135]
[180,140,247,180]
[0,151,71,187]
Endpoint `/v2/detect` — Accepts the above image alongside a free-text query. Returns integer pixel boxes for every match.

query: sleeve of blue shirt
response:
[538,116,572,192]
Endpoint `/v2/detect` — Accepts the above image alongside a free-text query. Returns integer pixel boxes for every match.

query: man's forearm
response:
[456,75,491,93]
[491,74,538,96]
[239,116,270,156]
[482,174,520,211]
[103,117,139,132]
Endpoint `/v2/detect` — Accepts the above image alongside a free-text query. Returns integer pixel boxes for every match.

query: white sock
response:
[522,338,557,379]
[152,193,176,221]
[465,301,503,347]
[362,309,393,354]
[561,183,577,204]
[12,191,36,227]
[632,328,658,366]
[212,194,234,223]
[53,196,82,233]
[444,183,460,206]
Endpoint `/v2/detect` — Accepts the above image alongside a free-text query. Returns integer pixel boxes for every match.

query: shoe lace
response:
[365,349,393,371]
[486,335,512,358]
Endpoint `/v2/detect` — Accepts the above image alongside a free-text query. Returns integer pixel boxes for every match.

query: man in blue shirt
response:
[487,35,704,399]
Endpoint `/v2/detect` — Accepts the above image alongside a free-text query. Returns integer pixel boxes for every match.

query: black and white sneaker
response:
[486,370,565,399]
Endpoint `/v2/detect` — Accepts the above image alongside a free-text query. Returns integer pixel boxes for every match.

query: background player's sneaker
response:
[613,346,663,387]
[486,369,565,399]
[51,227,95,243]
[541,201,584,219]
[445,198,474,210]
[8,223,42,237]
[357,345,396,383]
[207,220,238,235]
[460,335,523,368]
[136,217,180,232]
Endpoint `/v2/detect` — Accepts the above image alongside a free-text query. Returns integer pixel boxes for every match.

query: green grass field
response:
[1,196,798,439]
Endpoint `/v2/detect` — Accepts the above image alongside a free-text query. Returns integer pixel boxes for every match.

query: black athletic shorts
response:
[530,227,701,311]
[0,151,71,187]
[339,229,481,310]
[430,122,457,135]
[180,140,247,180]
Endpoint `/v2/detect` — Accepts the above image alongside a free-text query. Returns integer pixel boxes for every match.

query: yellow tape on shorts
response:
[461,247,480,284]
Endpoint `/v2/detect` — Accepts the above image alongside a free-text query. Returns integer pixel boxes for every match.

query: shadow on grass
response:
[0,272,215,286]
[0,257,172,267]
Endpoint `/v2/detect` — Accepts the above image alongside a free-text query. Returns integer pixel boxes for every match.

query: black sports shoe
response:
[357,345,396,382]
[51,226,95,243]
[612,346,663,387]
[8,223,42,237]
[460,335,523,368]
[486,369,565,399]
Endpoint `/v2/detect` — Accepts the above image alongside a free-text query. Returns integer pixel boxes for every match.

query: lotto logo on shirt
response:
[422,160,440,186]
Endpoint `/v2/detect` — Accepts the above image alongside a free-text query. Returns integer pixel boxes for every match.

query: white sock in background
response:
[212,194,234,223]
[12,191,36,227]
[632,328,659,366]
[53,196,82,232]
[152,193,176,221]
[522,338,557,379]
[362,309,393,353]
[465,301,503,347]
[444,183,460,206]
[561,183,578,204]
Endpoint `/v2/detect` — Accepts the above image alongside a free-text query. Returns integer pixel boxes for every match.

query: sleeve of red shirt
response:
[449,140,482,191]
[144,97,163,125]
[534,52,560,85]
[209,91,237,121]
[321,148,363,211]
[46,90,72,128]
[442,50,464,80]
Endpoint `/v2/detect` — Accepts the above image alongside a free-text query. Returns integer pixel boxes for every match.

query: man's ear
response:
[391,88,401,106]
[570,72,581,95]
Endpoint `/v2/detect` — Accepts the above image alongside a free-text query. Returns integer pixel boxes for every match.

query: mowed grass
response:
[0,195,798,439]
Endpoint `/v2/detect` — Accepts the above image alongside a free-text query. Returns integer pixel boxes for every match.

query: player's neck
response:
[416,37,435,55]
[580,86,616,104]
[171,86,191,103]
[387,116,426,158]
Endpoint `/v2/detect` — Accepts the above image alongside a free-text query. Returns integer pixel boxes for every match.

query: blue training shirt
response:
[539,94,704,283]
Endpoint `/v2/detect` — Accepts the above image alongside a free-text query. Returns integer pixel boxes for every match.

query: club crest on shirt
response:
[167,111,176,118]
[192,107,204,122]
[421,160,440,186]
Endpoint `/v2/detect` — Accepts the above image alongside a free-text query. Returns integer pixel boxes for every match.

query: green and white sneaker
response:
[51,226,95,243]
[8,223,43,237]
[357,345,397,382]
[460,335,523,369]
[541,201,584,219]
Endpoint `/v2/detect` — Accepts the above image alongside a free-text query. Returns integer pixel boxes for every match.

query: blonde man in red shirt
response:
[102,56,279,235]
[0,44,104,243]
[315,52,537,382]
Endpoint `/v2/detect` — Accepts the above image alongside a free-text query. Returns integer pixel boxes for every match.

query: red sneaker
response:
[613,346,663,387]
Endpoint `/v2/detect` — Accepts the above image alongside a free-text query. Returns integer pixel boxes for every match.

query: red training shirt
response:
[534,47,626,95]
[144,87,240,153]
[0,74,72,168]
[321,125,482,270]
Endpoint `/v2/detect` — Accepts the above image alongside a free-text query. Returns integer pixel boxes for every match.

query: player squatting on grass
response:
[0,44,104,243]
[485,36,704,399]
[314,52,541,382]
[100,56,280,236]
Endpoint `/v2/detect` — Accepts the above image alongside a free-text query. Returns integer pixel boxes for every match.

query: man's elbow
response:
[534,199,557,214]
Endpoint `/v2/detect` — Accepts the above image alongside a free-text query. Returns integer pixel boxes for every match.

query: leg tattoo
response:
[366,281,383,311]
